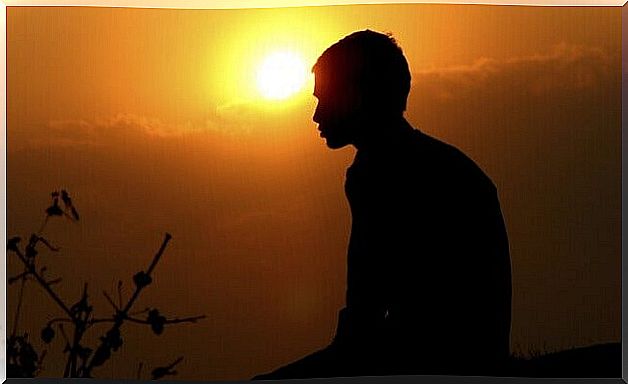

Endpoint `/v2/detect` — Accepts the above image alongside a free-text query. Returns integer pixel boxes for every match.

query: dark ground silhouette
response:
[509,342,621,378]
[253,342,621,379]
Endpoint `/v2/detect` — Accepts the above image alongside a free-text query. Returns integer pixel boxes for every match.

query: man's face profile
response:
[312,70,360,149]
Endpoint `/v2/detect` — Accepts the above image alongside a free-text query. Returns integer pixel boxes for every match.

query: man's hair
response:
[312,30,411,114]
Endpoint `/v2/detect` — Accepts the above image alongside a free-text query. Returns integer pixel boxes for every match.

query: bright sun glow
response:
[256,51,307,100]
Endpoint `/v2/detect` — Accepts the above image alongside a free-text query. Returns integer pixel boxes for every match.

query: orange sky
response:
[7,4,622,381]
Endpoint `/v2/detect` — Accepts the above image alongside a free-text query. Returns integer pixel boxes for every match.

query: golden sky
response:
[7,4,622,381]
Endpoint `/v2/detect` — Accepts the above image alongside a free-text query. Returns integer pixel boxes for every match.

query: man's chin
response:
[321,134,351,149]
[324,139,350,149]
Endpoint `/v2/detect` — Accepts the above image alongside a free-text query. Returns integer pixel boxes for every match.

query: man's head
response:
[312,30,411,149]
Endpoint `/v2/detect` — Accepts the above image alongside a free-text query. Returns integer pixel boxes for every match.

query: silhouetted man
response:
[253,30,512,380]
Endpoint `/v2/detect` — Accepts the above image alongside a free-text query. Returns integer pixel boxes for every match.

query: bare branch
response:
[66,283,91,377]
[58,324,71,345]
[151,357,183,380]
[38,237,60,252]
[47,318,74,327]
[10,246,74,319]
[11,276,28,338]
[129,307,151,316]
[137,362,144,380]
[117,280,123,309]
[9,192,200,379]
[37,215,50,236]
[102,291,120,312]
[146,233,172,276]
[8,271,29,285]
[82,233,172,377]
[46,278,63,286]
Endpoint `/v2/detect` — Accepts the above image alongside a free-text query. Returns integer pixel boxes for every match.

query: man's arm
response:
[333,164,391,347]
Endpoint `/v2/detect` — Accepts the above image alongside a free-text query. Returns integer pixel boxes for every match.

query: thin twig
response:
[58,324,70,345]
[137,362,144,380]
[11,275,28,338]
[129,307,151,316]
[57,313,73,377]
[146,233,172,276]
[62,337,72,378]
[68,283,89,377]
[46,278,62,286]
[11,247,74,319]
[124,234,172,316]
[82,233,172,377]
[151,356,183,380]
[37,215,50,236]
[102,291,120,311]
[8,271,29,284]
[38,349,48,371]
[63,351,72,378]
[47,318,74,327]
[117,280,123,309]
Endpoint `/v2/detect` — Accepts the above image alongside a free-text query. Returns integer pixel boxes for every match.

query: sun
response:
[256,51,308,100]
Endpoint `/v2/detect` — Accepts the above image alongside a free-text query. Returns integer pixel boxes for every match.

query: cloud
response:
[411,43,615,104]
[27,98,311,153]
[46,113,200,144]
[6,113,234,156]
[209,92,314,139]
[407,42,619,172]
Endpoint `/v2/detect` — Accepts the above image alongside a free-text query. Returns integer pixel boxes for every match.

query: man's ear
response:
[348,85,368,113]
[356,89,382,118]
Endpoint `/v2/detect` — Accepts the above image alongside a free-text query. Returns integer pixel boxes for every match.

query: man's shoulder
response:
[410,130,496,191]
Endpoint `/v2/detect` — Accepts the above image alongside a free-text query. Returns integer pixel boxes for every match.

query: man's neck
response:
[352,116,414,152]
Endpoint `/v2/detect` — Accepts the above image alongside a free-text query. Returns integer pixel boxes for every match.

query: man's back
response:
[340,122,512,375]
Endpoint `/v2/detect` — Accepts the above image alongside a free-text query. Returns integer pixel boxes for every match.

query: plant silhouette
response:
[7,189,206,379]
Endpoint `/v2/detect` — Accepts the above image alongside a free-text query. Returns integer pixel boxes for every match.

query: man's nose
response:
[313,105,321,123]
